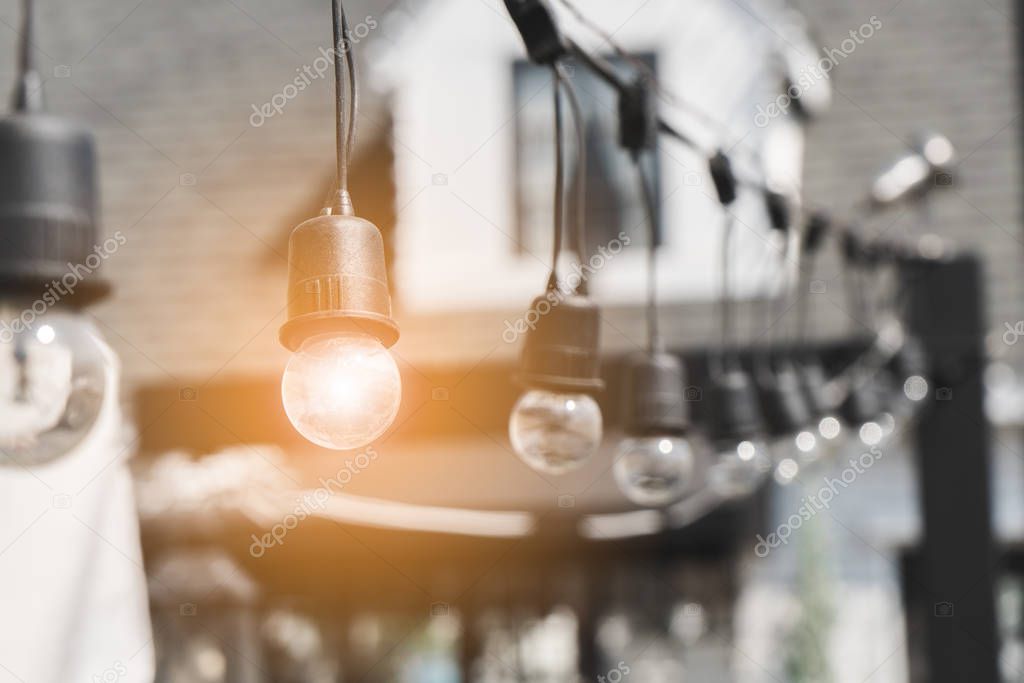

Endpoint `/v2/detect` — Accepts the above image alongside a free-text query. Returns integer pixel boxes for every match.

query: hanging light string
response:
[547,64,567,292]
[331,0,356,214]
[552,0,761,164]
[553,63,589,294]
[633,154,661,354]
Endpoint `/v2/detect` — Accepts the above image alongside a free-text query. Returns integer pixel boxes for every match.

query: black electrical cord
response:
[547,64,566,292]
[718,212,737,375]
[331,0,356,214]
[633,152,661,353]
[18,0,32,80]
[13,0,41,112]
[554,63,588,294]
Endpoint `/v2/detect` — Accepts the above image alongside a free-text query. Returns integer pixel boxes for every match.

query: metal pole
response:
[904,254,998,681]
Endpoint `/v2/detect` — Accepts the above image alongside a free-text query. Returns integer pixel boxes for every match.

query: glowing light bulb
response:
[613,436,696,506]
[708,439,772,499]
[509,389,602,475]
[281,332,401,450]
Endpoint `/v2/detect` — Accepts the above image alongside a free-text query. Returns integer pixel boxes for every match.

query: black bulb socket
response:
[518,293,603,393]
[759,364,813,436]
[765,191,792,233]
[0,112,108,306]
[708,367,766,442]
[279,212,399,352]
[621,351,689,437]
[797,358,832,419]
[840,379,884,426]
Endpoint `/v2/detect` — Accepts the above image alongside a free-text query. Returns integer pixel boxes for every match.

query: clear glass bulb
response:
[508,389,602,475]
[769,430,823,483]
[707,439,772,499]
[613,436,695,507]
[858,412,896,448]
[0,307,109,466]
[815,414,843,460]
[281,332,401,450]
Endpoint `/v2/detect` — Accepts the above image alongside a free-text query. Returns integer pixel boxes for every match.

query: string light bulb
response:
[614,353,698,507]
[510,294,604,474]
[760,363,824,483]
[706,368,772,499]
[278,0,401,450]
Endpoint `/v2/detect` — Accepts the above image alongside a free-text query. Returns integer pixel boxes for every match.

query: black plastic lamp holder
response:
[518,293,604,393]
[797,357,832,419]
[803,211,830,253]
[840,377,884,426]
[279,214,398,352]
[708,367,766,442]
[765,191,792,233]
[709,151,738,207]
[620,351,689,436]
[759,364,813,437]
[0,1,107,306]
[618,76,658,154]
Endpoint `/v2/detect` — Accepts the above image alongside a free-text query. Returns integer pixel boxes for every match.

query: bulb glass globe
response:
[613,436,696,507]
[858,420,885,447]
[281,332,401,450]
[0,308,109,465]
[771,429,823,469]
[775,457,800,486]
[708,439,772,499]
[903,375,929,403]
[509,389,602,474]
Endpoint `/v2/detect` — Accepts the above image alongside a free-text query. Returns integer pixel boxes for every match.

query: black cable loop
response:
[547,64,566,291]
[13,0,41,112]
[633,151,661,354]
[554,63,588,295]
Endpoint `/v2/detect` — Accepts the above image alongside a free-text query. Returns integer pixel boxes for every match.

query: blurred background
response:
[0,0,1022,681]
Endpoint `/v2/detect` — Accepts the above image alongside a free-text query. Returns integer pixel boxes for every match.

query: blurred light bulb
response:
[818,415,842,441]
[281,332,401,450]
[858,420,885,447]
[509,389,602,475]
[708,439,772,499]
[614,436,695,507]
[0,308,109,465]
[770,430,823,476]
[903,374,929,403]
[775,457,800,485]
